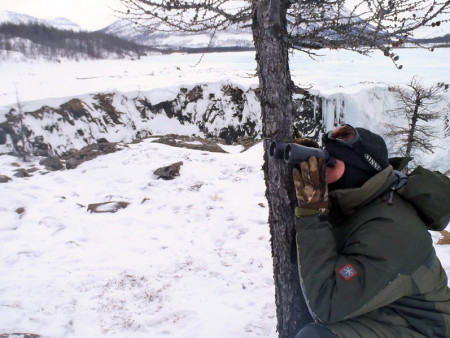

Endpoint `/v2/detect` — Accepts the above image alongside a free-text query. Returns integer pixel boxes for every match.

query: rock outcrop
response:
[153,161,183,180]
[0,82,325,158]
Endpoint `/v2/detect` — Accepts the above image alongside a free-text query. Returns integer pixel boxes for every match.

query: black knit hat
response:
[355,127,389,170]
[324,126,389,173]
[324,126,389,189]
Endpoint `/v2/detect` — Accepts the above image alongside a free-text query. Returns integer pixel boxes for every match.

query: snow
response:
[0,47,449,337]
[2,48,450,108]
[0,139,448,338]
[0,141,275,338]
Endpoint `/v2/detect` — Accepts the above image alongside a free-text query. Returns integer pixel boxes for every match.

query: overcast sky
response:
[1,0,448,37]
[0,0,125,30]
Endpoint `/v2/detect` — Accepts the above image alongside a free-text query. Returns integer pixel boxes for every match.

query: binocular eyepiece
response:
[269,141,336,166]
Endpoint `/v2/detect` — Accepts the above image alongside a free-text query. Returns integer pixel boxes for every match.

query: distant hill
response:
[414,33,450,47]
[0,10,81,32]
[0,10,448,60]
[0,22,158,60]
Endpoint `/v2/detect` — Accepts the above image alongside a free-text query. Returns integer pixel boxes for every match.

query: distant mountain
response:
[99,19,254,51]
[0,10,81,32]
[0,10,447,57]
[0,21,156,61]
[414,33,450,46]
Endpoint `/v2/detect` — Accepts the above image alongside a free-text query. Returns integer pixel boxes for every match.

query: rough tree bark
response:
[252,1,312,337]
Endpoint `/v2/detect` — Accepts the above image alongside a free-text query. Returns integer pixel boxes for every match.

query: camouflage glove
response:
[292,127,320,148]
[293,156,329,217]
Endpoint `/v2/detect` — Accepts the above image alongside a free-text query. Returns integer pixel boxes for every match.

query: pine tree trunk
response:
[252,1,312,337]
[406,97,420,158]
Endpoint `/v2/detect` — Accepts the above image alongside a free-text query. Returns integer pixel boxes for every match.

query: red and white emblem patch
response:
[339,264,358,280]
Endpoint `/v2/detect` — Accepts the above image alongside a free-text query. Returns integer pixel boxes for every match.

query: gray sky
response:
[0,0,125,30]
[1,0,448,36]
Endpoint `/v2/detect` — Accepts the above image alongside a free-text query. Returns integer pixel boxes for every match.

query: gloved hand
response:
[292,127,320,148]
[293,156,329,216]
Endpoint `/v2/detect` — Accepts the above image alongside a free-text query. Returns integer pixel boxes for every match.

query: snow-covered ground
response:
[2,48,450,108]
[0,138,448,338]
[0,48,449,337]
[0,140,276,338]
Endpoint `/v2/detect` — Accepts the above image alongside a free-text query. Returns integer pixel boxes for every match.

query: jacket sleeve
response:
[295,214,417,324]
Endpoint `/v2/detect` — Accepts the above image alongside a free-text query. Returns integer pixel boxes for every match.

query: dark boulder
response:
[39,157,64,171]
[154,161,183,180]
[0,334,42,338]
[0,175,12,183]
[87,201,130,213]
[13,169,30,178]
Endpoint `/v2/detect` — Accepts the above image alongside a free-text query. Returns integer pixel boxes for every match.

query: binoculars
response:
[269,141,336,166]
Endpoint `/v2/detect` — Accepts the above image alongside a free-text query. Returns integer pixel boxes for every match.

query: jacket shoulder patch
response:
[339,264,358,280]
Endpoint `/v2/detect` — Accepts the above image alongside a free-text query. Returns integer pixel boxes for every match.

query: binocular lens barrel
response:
[284,143,329,163]
[269,141,287,160]
[269,141,335,166]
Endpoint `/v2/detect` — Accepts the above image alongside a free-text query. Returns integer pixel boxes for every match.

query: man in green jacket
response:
[293,125,450,338]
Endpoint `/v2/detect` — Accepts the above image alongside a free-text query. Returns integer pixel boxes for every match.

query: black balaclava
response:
[324,127,389,191]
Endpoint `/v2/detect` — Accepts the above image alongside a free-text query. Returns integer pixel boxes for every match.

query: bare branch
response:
[118,0,253,33]
[119,0,450,65]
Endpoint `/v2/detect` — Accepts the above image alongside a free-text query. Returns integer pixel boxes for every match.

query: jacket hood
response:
[330,165,450,231]
[396,166,450,231]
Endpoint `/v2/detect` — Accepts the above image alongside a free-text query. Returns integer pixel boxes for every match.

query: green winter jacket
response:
[295,165,450,337]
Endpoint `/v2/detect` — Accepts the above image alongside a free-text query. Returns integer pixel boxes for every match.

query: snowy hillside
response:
[0,10,81,32]
[0,17,151,61]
